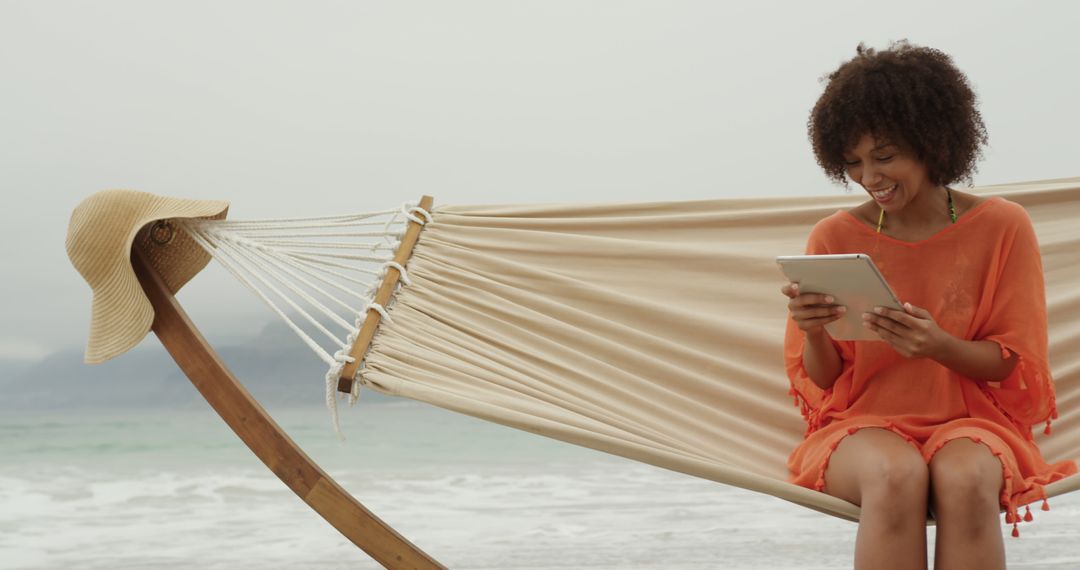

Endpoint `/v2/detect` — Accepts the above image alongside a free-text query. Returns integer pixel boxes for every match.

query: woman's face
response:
[842,133,935,211]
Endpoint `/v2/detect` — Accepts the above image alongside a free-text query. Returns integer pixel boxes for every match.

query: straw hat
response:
[66,189,229,364]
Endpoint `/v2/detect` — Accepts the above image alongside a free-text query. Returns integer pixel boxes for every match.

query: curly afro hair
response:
[808,40,989,187]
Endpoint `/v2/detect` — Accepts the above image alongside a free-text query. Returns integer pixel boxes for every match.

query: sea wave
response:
[3,407,1079,569]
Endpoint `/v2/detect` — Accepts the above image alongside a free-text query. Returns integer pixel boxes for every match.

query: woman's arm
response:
[863,303,1019,382]
[803,327,844,390]
[933,336,1019,383]
[782,282,845,389]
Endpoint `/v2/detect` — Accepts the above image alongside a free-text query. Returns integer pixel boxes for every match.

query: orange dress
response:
[784,196,1078,538]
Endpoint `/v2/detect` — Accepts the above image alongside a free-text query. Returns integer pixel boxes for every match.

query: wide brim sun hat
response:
[66,189,229,363]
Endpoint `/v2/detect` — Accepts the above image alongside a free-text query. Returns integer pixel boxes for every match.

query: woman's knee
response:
[824,427,928,506]
[929,438,1004,511]
[861,446,929,504]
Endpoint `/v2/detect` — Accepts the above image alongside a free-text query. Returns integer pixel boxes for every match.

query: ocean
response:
[3,401,1080,569]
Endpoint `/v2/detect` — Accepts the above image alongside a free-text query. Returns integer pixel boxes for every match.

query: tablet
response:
[776,253,903,341]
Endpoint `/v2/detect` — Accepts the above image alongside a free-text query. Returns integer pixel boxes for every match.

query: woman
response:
[781,41,1077,569]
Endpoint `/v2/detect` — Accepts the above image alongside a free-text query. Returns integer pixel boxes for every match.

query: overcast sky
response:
[2,1,1078,362]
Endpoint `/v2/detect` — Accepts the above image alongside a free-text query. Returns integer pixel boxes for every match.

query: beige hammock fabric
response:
[357,177,1080,523]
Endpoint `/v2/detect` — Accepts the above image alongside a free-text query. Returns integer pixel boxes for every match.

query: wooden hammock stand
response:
[131,195,443,569]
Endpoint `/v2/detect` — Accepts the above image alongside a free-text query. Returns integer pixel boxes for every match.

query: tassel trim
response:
[923,435,1056,539]
[978,348,1058,439]
[1007,481,1056,538]
[788,384,830,438]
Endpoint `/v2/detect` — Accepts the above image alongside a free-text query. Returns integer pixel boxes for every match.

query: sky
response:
[1,0,1078,362]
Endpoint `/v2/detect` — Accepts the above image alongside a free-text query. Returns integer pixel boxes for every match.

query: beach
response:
[3,401,1080,569]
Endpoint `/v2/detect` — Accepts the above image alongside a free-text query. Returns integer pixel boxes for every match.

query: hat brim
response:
[84,264,156,364]
[67,190,229,364]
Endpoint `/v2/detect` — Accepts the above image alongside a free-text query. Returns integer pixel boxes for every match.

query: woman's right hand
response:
[780,282,846,335]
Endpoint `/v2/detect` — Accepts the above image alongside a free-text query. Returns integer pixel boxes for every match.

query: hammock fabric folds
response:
[358,178,1080,523]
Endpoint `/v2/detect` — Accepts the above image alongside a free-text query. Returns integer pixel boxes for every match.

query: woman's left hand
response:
[863,302,952,360]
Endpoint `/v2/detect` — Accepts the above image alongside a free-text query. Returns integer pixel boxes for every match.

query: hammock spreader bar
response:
[338,195,434,393]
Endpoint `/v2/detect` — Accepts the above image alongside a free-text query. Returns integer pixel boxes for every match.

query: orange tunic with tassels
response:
[784,196,1078,538]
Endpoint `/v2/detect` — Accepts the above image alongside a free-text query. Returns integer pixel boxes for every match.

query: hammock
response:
[66,177,1080,568]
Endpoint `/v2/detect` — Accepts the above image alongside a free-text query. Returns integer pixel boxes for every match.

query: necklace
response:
[876,187,957,233]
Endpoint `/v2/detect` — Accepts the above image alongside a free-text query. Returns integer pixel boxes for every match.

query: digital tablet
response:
[776,253,903,341]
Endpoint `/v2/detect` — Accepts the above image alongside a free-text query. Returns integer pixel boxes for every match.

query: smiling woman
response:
[782,40,1077,570]
[842,134,970,242]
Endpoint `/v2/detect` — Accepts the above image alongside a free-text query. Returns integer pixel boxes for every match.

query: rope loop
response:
[383,261,411,286]
[364,302,393,324]
[402,203,433,225]
[332,349,356,364]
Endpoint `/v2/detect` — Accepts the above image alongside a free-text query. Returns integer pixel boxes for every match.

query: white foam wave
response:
[5,409,1080,569]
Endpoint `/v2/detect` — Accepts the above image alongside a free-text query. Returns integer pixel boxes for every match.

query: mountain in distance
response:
[0,320,400,411]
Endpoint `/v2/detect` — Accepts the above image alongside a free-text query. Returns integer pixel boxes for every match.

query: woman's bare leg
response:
[928,438,1006,570]
[823,427,929,570]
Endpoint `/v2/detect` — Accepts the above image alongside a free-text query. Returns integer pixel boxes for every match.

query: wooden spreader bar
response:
[338,195,434,394]
[133,247,446,569]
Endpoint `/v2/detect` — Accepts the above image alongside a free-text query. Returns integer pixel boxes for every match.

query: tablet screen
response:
[776,254,903,341]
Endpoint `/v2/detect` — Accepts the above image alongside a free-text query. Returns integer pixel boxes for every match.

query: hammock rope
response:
[178,199,431,435]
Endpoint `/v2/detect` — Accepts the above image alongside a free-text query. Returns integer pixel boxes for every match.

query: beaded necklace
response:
[876,187,958,233]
